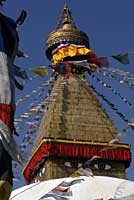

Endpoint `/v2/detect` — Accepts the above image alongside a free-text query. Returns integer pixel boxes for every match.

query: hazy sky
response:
[1,0,134,189]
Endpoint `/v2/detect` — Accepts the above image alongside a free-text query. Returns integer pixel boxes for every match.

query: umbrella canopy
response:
[10,176,134,200]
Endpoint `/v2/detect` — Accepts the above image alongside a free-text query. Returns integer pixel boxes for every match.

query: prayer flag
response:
[15,79,24,90]
[112,54,129,65]
[31,66,48,77]
[60,178,84,187]
[97,57,109,67]
[16,10,27,26]
[14,65,29,80]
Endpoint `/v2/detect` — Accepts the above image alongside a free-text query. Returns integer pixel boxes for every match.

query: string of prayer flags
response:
[15,109,45,152]
[90,84,129,124]
[15,78,63,129]
[97,69,130,85]
[14,74,39,94]
[98,50,134,66]
[14,100,48,156]
[97,69,134,88]
[15,100,47,127]
[16,78,51,106]
[20,74,38,89]
[91,74,134,109]
[93,75,134,108]
[18,110,45,151]
[19,115,29,119]
[15,78,67,155]
[103,67,134,77]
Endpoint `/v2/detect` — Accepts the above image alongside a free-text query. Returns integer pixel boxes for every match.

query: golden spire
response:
[45,4,90,61]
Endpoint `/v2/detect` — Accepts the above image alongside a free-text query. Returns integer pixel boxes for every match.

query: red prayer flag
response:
[97,57,109,67]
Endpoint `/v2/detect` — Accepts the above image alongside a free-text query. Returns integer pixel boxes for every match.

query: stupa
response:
[23,4,131,185]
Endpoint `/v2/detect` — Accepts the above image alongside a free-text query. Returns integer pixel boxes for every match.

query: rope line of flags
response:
[91,74,134,109]
[96,69,134,89]
[90,84,130,124]
[16,78,51,106]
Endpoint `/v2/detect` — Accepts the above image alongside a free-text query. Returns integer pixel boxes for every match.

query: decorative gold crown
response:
[45,4,90,60]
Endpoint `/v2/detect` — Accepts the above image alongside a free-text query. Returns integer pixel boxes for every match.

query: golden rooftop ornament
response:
[45,4,90,61]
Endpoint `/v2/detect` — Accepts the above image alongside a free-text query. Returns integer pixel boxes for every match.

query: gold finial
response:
[56,4,76,29]
[45,4,90,60]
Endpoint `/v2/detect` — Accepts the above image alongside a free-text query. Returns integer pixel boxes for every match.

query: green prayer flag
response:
[60,178,84,187]
[112,54,129,65]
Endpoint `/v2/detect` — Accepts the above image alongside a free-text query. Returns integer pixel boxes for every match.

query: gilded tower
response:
[23,5,131,184]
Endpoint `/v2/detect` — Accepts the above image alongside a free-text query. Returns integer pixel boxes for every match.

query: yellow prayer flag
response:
[31,67,48,77]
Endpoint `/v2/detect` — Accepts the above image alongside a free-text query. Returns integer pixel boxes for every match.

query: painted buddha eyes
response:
[39,167,46,177]
[64,161,112,171]
[64,162,72,167]
[64,162,82,168]
[94,163,111,170]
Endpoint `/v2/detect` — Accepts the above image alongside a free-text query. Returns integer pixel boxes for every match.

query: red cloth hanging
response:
[23,138,131,183]
[64,62,71,79]
[0,103,14,131]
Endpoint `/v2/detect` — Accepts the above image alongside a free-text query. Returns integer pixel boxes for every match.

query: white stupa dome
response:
[10,176,134,200]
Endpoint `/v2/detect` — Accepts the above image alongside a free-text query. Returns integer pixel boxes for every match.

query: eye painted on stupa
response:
[39,167,46,177]
[94,163,111,170]
[64,162,82,168]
